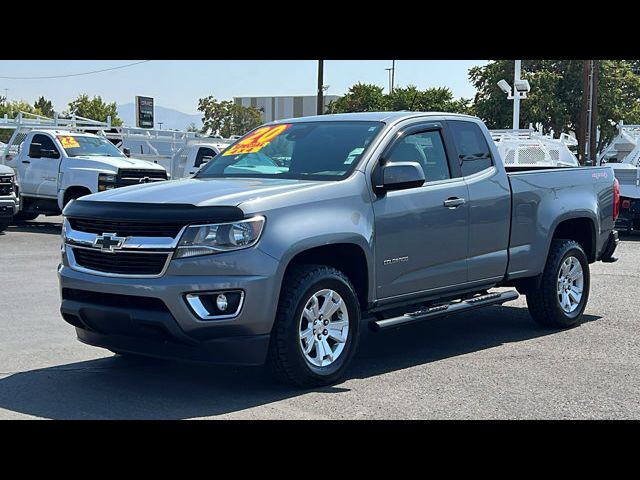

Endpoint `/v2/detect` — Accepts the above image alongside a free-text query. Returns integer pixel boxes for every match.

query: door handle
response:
[443,197,466,208]
[22,160,31,164]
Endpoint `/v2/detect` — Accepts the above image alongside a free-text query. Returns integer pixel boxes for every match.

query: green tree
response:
[186,122,201,132]
[66,94,123,126]
[325,83,471,115]
[325,83,388,113]
[34,96,54,117]
[469,60,640,153]
[198,96,262,137]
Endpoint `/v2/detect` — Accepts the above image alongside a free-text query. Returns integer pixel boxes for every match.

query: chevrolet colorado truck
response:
[58,112,620,387]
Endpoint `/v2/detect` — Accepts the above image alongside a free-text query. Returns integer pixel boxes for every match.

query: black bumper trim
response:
[60,298,271,365]
[0,205,15,217]
[75,328,270,366]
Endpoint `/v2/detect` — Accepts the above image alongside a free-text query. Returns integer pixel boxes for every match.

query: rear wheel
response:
[268,265,361,388]
[526,239,590,328]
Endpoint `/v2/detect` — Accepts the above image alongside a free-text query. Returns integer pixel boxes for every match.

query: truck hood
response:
[81,177,324,207]
[69,155,165,172]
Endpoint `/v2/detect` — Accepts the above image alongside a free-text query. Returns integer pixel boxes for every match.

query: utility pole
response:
[579,60,599,165]
[158,122,163,130]
[512,60,521,129]
[385,61,396,94]
[317,60,324,115]
[391,60,395,93]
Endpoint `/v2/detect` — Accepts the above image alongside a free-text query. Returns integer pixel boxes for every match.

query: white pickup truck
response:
[5,129,168,220]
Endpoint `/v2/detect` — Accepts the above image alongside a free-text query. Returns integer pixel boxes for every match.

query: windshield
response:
[57,135,125,158]
[196,121,384,180]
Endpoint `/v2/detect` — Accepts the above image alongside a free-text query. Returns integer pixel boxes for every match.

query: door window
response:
[386,130,450,182]
[194,147,218,168]
[31,134,59,158]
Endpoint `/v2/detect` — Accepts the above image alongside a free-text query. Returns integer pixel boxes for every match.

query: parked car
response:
[59,112,619,387]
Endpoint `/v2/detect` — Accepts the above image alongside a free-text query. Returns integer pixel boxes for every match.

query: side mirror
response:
[375,161,425,193]
[123,148,131,157]
[28,143,42,158]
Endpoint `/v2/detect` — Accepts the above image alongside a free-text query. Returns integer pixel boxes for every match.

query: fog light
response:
[185,290,244,320]
[622,199,631,209]
[216,294,228,312]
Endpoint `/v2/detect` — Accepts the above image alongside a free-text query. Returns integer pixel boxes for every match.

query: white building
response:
[234,95,340,123]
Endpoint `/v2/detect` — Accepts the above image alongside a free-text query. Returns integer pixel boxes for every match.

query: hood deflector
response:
[63,200,245,224]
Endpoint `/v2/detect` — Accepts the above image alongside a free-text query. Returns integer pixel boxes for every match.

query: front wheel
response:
[526,239,590,328]
[268,265,361,388]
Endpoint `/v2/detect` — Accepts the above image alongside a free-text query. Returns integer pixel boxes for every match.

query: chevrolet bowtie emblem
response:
[94,233,125,252]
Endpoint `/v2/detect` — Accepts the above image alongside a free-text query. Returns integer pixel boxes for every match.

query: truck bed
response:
[505,165,616,280]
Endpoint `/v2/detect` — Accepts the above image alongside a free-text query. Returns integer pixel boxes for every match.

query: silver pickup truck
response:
[58,112,620,387]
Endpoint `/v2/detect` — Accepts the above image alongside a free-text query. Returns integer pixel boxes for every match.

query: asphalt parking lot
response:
[0,216,639,419]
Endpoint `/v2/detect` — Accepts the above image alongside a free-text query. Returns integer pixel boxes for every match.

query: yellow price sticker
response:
[57,136,80,149]
[223,124,291,156]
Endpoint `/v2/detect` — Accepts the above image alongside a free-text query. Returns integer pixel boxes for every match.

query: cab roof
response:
[30,129,99,137]
[270,111,478,125]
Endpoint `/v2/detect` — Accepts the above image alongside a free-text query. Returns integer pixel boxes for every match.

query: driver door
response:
[21,134,61,198]
[372,123,469,299]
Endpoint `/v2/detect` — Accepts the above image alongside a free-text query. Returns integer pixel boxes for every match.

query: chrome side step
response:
[370,290,519,332]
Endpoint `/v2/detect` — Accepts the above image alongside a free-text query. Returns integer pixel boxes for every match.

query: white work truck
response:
[104,127,230,179]
[5,129,167,220]
[0,112,169,220]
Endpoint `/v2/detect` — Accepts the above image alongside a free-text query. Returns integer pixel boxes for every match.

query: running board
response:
[370,290,520,332]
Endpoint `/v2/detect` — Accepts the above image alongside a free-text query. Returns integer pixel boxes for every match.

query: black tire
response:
[0,219,10,232]
[268,264,361,388]
[13,211,39,222]
[526,239,590,328]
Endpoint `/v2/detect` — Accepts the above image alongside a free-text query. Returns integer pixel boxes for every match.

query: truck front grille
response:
[116,169,167,188]
[0,176,13,195]
[72,248,169,276]
[68,218,184,238]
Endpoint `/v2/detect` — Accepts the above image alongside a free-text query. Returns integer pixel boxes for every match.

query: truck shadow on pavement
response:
[8,220,62,235]
[0,305,600,419]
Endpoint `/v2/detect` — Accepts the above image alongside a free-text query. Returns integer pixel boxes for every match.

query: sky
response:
[0,60,488,114]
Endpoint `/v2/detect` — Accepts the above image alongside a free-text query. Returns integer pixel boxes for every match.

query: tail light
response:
[613,178,620,220]
[622,199,631,209]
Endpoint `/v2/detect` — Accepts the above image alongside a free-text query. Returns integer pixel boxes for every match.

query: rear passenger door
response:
[448,120,511,283]
[372,122,470,299]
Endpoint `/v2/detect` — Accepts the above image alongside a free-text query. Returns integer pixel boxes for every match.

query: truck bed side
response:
[506,166,615,280]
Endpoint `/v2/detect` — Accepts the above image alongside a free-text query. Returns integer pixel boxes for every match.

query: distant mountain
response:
[117,103,202,131]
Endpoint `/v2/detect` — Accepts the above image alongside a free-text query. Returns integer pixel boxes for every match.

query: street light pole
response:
[317,60,324,115]
[513,60,521,129]
[391,60,395,93]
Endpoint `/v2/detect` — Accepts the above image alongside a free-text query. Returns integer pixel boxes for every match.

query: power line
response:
[0,60,151,80]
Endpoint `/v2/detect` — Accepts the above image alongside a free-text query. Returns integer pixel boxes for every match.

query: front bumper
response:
[58,246,282,365]
[0,199,16,218]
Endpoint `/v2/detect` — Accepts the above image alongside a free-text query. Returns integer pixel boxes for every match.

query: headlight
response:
[175,216,265,258]
[98,173,117,191]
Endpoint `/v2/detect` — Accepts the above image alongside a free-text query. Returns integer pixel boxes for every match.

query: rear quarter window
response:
[449,120,494,176]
